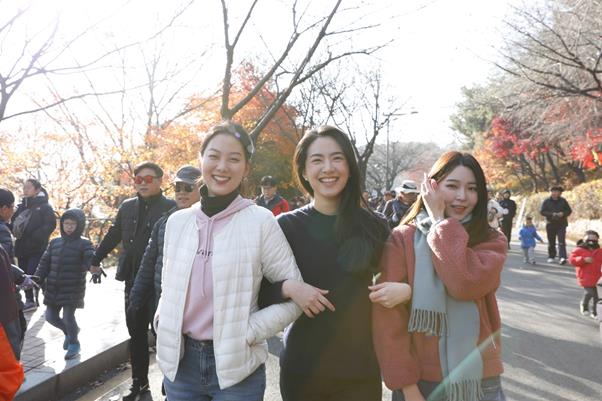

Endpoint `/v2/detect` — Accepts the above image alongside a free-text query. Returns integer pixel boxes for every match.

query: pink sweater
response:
[181,196,253,340]
[372,219,508,390]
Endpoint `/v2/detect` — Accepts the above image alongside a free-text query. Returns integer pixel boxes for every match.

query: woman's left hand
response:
[368,282,412,308]
[421,173,445,222]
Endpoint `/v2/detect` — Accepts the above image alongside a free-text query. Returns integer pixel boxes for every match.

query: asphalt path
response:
[72,241,601,401]
[497,242,601,401]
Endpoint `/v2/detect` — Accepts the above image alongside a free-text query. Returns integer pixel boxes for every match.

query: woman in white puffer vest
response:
[156,121,303,401]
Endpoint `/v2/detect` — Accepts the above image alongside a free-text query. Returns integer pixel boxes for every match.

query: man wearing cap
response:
[256,175,290,216]
[90,161,175,401]
[540,186,572,264]
[384,180,419,228]
[128,165,201,323]
[499,189,517,247]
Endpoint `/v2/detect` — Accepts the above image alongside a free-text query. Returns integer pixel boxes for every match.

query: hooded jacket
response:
[518,225,543,249]
[156,199,303,388]
[34,209,94,308]
[569,242,602,288]
[12,191,56,258]
[91,192,175,282]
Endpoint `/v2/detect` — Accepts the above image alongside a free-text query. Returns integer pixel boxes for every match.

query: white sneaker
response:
[559,258,567,265]
[547,258,555,263]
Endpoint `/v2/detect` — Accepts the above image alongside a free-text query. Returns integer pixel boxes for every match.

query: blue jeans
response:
[392,376,506,401]
[163,337,266,401]
[45,305,79,344]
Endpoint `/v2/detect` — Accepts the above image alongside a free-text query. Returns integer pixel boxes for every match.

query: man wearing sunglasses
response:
[128,165,201,335]
[90,161,175,401]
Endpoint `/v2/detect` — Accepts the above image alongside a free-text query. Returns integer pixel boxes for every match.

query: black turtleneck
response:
[200,185,239,217]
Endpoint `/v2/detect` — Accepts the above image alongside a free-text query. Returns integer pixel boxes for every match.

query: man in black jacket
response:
[540,185,572,265]
[90,162,175,400]
[499,189,517,248]
[128,165,201,323]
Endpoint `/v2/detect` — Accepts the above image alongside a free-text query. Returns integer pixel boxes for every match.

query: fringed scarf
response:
[409,211,483,401]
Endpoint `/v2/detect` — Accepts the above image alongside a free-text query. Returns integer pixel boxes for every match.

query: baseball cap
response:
[397,180,419,194]
[260,176,277,187]
[174,165,202,184]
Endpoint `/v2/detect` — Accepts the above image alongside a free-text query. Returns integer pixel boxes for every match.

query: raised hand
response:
[421,173,445,222]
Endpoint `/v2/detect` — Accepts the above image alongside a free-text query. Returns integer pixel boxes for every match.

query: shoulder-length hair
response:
[293,126,388,268]
[401,151,492,247]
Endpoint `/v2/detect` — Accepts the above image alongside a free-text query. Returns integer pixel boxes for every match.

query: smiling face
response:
[303,136,350,209]
[175,182,201,208]
[438,165,479,220]
[201,133,250,197]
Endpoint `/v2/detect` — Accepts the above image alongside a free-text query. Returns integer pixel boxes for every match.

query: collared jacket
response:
[156,202,302,388]
[372,219,507,390]
[129,206,177,314]
[35,209,94,308]
[91,192,175,282]
[12,192,56,258]
[540,196,572,226]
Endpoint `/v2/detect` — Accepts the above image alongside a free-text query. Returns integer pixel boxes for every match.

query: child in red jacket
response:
[568,230,602,318]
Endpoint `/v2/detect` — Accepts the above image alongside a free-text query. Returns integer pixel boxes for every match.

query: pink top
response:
[181,196,253,340]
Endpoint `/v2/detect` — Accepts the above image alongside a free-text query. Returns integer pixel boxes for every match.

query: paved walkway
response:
[15,268,130,401]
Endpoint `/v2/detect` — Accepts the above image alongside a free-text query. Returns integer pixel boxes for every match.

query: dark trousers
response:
[545,223,567,259]
[45,305,79,344]
[582,287,599,316]
[501,219,513,245]
[280,372,381,401]
[125,281,150,383]
[18,254,42,303]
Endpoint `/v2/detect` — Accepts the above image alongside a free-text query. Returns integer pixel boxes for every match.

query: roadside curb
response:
[14,339,129,401]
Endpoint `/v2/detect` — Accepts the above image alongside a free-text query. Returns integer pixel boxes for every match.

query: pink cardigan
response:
[372,218,508,390]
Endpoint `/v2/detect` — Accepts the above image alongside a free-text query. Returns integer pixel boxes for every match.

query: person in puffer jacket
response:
[128,165,202,324]
[35,208,94,360]
[568,230,602,318]
[156,122,302,401]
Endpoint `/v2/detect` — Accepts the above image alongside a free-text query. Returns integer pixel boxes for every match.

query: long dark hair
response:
[401,151,492,247]
[293,125,388,272]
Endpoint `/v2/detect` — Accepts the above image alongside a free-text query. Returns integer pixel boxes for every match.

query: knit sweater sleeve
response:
[426,218,507,301]
[372,228,420,390]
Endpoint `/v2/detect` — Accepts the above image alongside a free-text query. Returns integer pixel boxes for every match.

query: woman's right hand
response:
[368,282,412,308]
[402,384,426,401]
[282,280,335,318]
